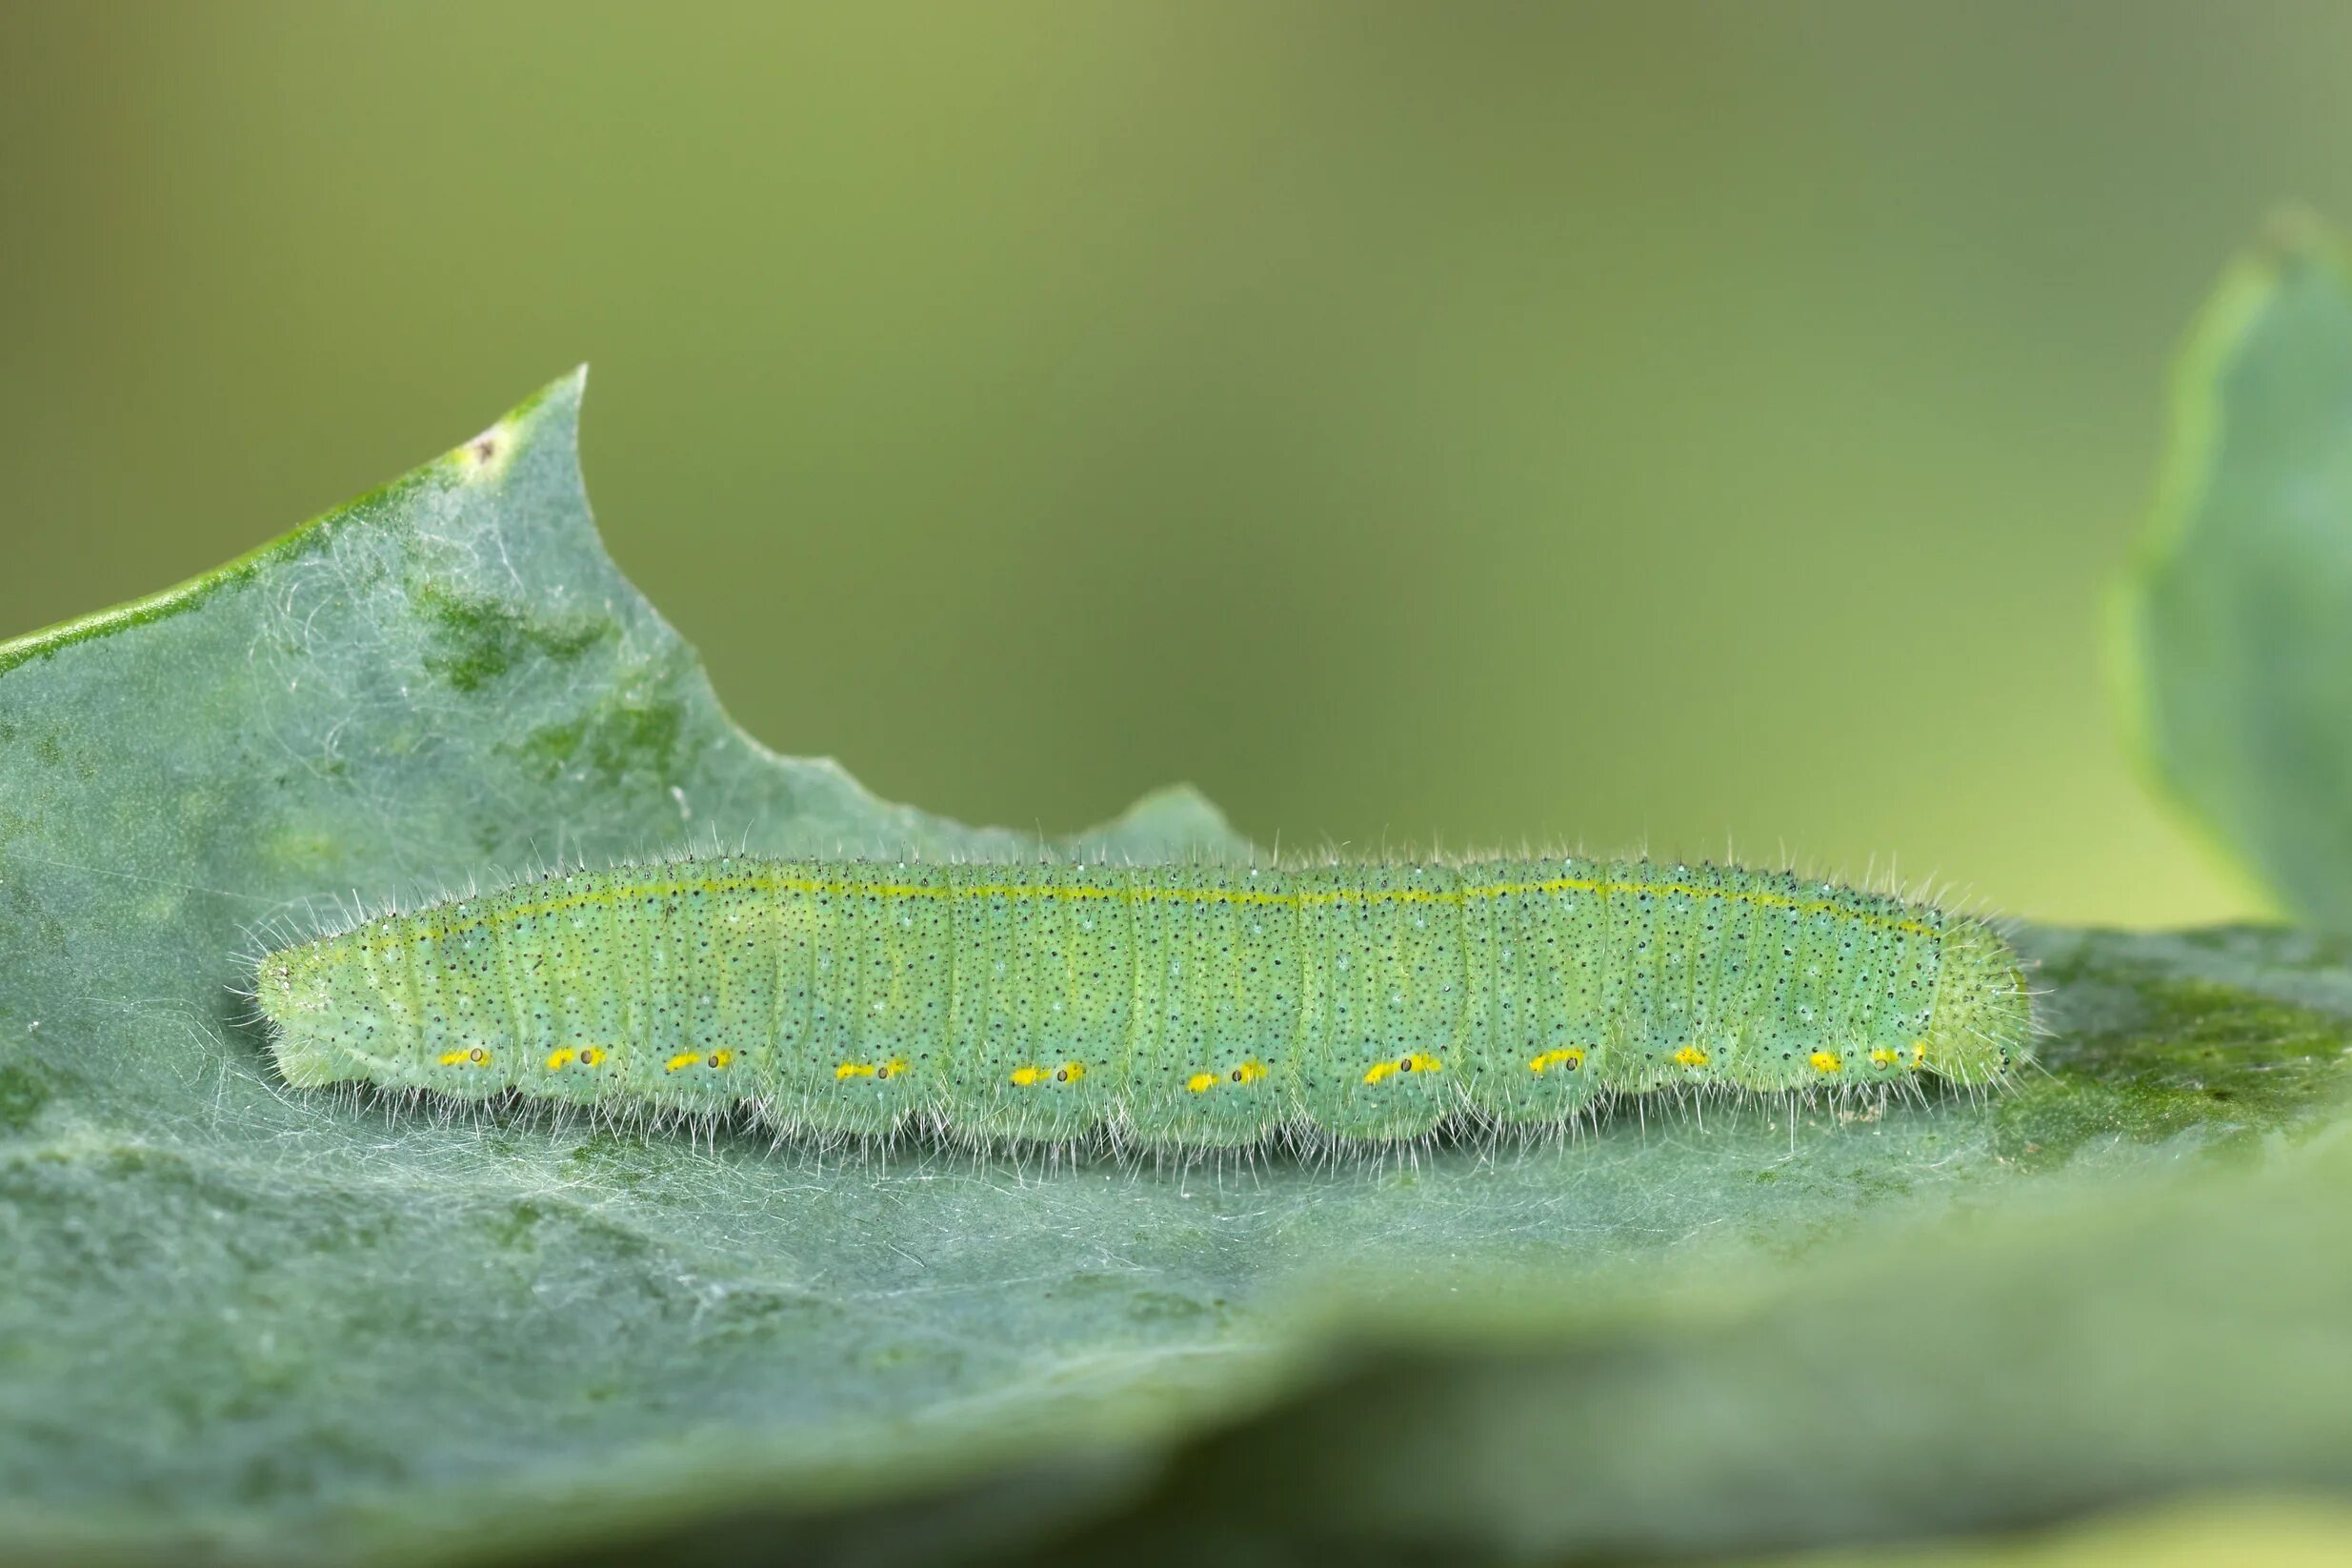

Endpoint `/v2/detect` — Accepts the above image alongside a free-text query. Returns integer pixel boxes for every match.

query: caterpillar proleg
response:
[256,854,2031,1149]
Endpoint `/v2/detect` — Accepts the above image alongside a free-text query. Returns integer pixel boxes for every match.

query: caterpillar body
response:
[256,854,2031,1149]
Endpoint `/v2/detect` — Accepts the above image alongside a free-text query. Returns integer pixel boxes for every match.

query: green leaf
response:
[2115,212,2352,933]
[1771,1498,2352,1568]
[1039,1117,2352,1567]
[6,373,2350,1565]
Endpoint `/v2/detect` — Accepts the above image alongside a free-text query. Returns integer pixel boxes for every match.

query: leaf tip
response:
[452,367,590,486]
[2251,203,2342,276]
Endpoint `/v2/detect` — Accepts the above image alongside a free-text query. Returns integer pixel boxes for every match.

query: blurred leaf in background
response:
[1757,1498,2352,1568]
[5,374,2352,1565]
[2117,216,2352,934]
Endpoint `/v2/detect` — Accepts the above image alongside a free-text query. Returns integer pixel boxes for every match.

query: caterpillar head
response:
[255,931,405,1090]
[1917,919,2033,1086]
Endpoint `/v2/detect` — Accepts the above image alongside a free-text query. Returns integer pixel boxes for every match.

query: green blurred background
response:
[7,1,2344,928]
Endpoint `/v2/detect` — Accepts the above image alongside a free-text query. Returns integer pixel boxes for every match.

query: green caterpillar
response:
[256,854,2030,1148]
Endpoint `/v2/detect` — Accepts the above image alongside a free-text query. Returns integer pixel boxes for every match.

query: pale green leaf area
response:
[2118,216,2352,933]
[1760,1497,2352,1568]
[5,375,2352,1566]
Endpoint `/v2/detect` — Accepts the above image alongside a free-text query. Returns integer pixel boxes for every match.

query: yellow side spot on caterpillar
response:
[1809,1051,1843,1075]
[1013,1059,1088,1087]
[1672,1045,1711,1069]
[1186,1071,1218,1094]
[707,1050,735,1069]
[665,1051,701,1074]
[1911,1041,1928,1066]
[1869,1047,1903,1068]
[878,1058,910,1080]
[578,1047,606,1067]
[1362,1053,1442,1085]
[1056,1060,1086,1083]
[1010,1065,1048,1087]
[1232,1059,1266,1085]
[835,1061,876,1080]
[439,1047,491,1067]
[1529,1048,1585,1074]
[547,1048,577,1071]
